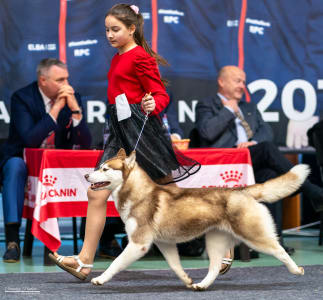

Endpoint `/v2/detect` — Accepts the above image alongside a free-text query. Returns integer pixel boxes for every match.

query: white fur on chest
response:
[119,200,133,222]
[111,187,133,222]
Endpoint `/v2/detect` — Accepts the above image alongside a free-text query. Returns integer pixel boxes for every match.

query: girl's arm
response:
[135,55,169,115]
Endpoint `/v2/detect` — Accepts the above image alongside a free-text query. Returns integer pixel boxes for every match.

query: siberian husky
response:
[86,148,308,291]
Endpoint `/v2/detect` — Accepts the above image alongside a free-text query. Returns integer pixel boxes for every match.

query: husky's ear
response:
[125,151,136,169]
[117,148,126,159]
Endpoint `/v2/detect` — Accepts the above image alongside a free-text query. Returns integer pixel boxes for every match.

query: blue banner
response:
[1,0,323,148]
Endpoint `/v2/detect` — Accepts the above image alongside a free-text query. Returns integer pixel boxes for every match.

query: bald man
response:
[197,65,274,148]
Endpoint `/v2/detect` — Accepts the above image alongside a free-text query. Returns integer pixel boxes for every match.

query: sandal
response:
[48,253,93,280]
[219,248,234,275]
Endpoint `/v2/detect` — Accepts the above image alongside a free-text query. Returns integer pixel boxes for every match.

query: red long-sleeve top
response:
[107,46,169,115]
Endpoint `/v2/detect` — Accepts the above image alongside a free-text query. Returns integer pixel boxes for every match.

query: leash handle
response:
[133,112,149,151]
[133,92,152,151]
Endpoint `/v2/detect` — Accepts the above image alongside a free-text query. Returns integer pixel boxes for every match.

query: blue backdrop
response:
[1,0,323,147]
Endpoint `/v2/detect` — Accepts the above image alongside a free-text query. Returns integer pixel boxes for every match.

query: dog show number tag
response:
[115,93,132,122]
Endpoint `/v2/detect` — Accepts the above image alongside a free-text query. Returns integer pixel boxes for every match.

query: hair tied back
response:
[130,5,139,15]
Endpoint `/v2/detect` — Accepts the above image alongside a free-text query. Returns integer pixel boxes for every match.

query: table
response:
[23,148,255,252]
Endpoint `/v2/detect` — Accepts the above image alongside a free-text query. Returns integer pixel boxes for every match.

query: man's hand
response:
[58,84,80,111]
[286,116,319,149]
[49,95,66,120]
[237,141,256,148]
[50,84,82,120]
[221,99,239,113]
[59,84,82,120]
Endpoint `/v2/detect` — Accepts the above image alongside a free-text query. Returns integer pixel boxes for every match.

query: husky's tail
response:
[244,164,310,203]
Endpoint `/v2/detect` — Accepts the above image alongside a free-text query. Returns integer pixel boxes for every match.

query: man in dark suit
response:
[0,58,92,262]
[196,65,323,240]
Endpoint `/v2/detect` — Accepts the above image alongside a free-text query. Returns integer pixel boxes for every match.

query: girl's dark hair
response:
[106,3,169,68]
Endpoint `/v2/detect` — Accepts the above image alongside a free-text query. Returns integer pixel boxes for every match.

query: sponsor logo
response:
[249,25,264,35]
[74,48,90,57]
[142,12,150,20]
[226,18,271,36]
[220,170,243,183]
[41,174,77,200]
[246,18,271,36]
[202,169,247,188]
[68,40,98,57]
[227,20,239,27]
[68,40,98,47]
[158,9,184,16]
[43,175,57,186]
[27,43,56,51]
[246,18,271,27]
[164,16,179,24]
[159,9,184,24]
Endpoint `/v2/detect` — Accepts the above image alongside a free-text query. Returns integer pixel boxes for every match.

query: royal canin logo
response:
[220,170,243,183]
[43,175,57,186]
[202,169,247,188]
[41,175,77,199]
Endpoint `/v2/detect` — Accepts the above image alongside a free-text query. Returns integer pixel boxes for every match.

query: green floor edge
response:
[1,234,322,274]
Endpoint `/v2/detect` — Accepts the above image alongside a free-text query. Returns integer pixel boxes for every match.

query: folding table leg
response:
[44,246,54,265]
[23,219,34,257]
[72,217,78,254]
[319,212,323,246]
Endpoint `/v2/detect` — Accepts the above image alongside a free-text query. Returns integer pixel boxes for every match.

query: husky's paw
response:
[91,275,107,285]
[185,277,194,289]
[298,267,305,275]
[184,276,193,286]
[191,283,207,291]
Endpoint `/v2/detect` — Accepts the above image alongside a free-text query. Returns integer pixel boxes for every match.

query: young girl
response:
[49,3,199,279]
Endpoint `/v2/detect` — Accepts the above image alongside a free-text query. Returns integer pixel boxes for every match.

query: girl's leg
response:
[79,188,111,265]
[54,188,111,275]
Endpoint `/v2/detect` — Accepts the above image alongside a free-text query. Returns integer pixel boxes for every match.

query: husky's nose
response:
[84,174,89,180]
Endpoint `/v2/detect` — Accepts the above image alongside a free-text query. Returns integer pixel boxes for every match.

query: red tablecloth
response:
[23,148,254,252]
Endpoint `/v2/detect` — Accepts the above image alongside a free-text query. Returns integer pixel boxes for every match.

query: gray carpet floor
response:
[1,265,322,300]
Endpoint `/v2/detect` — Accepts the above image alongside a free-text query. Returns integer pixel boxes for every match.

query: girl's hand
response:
[141,92,155,114]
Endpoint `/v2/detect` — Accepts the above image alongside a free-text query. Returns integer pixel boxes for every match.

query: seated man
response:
[0,58,92,262]
[195,65,323,238]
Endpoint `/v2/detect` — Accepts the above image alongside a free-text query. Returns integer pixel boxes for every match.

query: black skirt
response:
[97,103,200,184]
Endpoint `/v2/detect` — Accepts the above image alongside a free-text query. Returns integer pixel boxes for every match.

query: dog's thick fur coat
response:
[85,149,309,290]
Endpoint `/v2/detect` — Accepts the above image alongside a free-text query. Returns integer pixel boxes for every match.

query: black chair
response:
[307,121,323,245]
